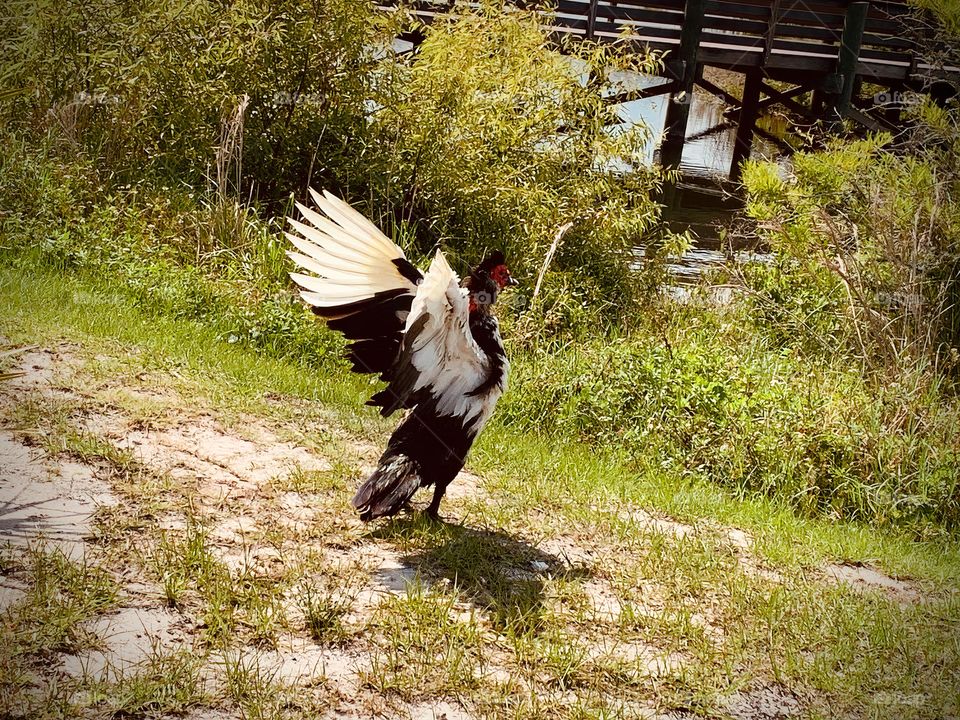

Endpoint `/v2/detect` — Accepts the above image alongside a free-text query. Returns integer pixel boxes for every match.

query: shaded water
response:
[611,73,785,282]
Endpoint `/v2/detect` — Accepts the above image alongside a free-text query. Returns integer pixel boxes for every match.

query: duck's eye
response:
[491,265,512,287]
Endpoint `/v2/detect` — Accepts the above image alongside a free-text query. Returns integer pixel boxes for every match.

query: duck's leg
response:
[424,480,450,521]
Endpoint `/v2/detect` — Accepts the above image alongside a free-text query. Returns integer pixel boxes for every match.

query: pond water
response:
[611,73,783,179]
[611,73,785,282]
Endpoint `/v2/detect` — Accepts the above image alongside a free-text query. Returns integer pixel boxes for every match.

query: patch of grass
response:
[718,576,960,718]
[242,585,288,649]
[297,581,352,645]
[6,394,75,449]
[6,392,138,474]
[61,430,137,470]
[221,649,285,720]
[376,516,587,635]
[146,522,296,649]
[364,580,486,700]
[0,668,80,720]
[512,625,591,691]
[3,544,117,658]
[4,266,960,718]
[145,523,239,643]
[104,644,206,717]
[274,462,357,496]
[471,424,960,585]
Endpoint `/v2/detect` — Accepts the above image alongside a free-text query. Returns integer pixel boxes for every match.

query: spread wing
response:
[369,251,489,422]
[286,188,423,377]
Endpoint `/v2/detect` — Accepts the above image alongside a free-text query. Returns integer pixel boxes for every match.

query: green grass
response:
[1,544,117,658]
[102,645,205,717]
[3,264,960,719]
[3,264,960,581]
[364,579,487,699]
[5,125,958,536]
[0,545,118,718]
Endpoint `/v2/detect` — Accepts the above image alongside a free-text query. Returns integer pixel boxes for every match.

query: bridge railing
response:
[387,0,950,82]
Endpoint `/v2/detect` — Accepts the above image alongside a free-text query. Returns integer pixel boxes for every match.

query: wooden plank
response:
[549,13,684,40]
[586,0,599,39]
[606,80,678,104]
[760,80,816,117]
[584,0,684,10]
[701,12,916,49]
[763,0,782,65]
[696,76,741,105]
[843,104,899,131]
[770,37,906,64]
[557,28,912,81]
[555,0,684,24]
[723,81,811,115]
[704,0,907,33]
[707,0,907,18]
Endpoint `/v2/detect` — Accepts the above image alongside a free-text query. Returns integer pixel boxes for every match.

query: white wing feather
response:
[405,251,490,423]
[286,189,418,309]
[287,192,502,426]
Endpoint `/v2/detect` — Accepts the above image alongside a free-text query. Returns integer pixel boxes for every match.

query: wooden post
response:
[730,69,763,182]
[829,1,869,125]
[762,0,781,66]
[586,0,599,40]
[811,87,825,115]
[660,0,706,171]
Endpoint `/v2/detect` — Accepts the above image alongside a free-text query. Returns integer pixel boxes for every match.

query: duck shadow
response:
[369,514,592,633]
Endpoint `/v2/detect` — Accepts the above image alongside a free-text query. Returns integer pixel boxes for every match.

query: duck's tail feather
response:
[352,453,422,521]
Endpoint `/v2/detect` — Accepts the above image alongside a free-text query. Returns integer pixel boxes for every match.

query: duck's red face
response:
[490,264,518,289]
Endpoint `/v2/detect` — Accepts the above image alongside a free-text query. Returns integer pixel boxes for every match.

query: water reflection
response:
[608,71,785,282]
[610,72,781,178]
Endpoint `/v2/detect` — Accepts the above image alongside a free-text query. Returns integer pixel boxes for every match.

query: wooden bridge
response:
[385,0,958,179]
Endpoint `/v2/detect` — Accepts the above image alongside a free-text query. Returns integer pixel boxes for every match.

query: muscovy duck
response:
[286,189,517,520]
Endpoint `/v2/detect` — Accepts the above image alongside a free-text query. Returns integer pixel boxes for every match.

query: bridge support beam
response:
[829,1,869,126]
[659,0,706,172]
[730,69,763,182]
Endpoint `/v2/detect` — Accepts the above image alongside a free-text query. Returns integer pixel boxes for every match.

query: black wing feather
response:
[367,312,432,416]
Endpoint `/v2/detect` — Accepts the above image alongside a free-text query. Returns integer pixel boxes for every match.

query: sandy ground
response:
[0,343,925,719]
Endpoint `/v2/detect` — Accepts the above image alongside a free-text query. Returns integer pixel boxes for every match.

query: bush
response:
[740,128,960,374]
[0,136,343,368]
[503,300,960,534]
[355,6,664,315]
[2,2,667,328]
[2,0,386,200]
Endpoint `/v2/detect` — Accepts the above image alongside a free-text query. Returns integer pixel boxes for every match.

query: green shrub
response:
[503,300,960,533]
[2,0,386,199]
[2,2,668,328]
[356,6,664,315]
[0,136,343,369]
[741,129,960,373]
